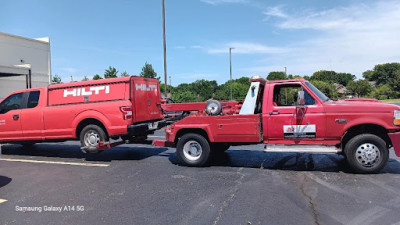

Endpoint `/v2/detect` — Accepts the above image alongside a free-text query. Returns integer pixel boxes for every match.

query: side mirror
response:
[297,90,305,105]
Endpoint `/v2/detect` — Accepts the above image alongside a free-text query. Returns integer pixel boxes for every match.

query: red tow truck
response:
[154,76,400,173]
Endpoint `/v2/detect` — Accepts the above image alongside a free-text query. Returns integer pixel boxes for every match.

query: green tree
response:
[367,63,400,86]
[336,73,356,86]
[93,74,103,80]
[267,71,286,80]
[310,80,338,99]
[191,79,218,101]
[172,90,198,102]
[362,70,374,80]
[120,71,130,77]
[310,70,355,86]
[347,80,373,98]
[104,66,118,78]
[369,84,395,100]
[82,76,89,81]
[214,77,250,101]
[51,74,62,84]
[140,62,160,80]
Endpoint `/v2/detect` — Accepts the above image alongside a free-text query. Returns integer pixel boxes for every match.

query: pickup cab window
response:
[27,91,40,108]
[273,84,315,106]
[0,93,24,114]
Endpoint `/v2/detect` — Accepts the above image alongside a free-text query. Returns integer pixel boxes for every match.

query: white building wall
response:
[0,32,51,99]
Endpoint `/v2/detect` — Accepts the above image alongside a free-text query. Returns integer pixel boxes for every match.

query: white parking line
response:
[0,199,7,204]
[0,158,109,167]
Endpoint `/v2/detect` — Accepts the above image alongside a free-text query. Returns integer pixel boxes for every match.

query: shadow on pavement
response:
[0,176,12,188]
[169,149,400,174]
[1,143,169,162]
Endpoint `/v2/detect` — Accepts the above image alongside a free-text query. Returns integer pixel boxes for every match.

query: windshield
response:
[305,82,330,102]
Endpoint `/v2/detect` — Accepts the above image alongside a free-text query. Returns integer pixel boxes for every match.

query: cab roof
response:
[266,79,306,84]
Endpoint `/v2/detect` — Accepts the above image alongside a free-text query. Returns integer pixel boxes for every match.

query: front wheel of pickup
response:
[80,125,108,153]
[177,133,211,167]
[344,134,389,174]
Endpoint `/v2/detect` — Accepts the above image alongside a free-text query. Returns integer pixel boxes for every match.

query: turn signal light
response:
[394,110,400,125]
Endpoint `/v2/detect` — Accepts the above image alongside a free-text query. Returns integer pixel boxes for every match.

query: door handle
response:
[269,110,280,115]
[13,115,19,120]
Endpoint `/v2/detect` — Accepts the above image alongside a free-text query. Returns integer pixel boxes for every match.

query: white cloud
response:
[208,42,291,54]
[263,6,288,19]
[247,1,400,77]
[174,46,186,49]
[200,0,248,5]
[61,67,79,73]
[191,45,204,49]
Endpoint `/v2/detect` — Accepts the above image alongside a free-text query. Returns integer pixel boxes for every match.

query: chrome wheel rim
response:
[84,130,100,147]
[206,102,219,115]
[183,140,202,161]
[355,143,380,167]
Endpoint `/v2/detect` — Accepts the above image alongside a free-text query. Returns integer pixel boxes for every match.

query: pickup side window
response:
[273,84,315,106]
[0,93,24,114]
[27,91,40,108]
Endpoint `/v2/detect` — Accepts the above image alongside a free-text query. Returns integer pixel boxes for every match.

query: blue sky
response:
[1,0,400,86]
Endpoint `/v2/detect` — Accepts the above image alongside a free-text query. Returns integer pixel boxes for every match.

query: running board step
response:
[263,145,341,154]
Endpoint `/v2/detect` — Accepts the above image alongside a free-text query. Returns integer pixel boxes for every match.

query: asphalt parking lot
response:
[1,130,400,225]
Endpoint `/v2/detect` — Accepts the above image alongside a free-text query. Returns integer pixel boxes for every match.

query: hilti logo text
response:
[64,86,110,97]
[136,84,157,91]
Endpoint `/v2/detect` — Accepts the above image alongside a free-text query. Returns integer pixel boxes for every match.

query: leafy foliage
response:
[82,76,89,81]
[140,62,160,81]
[104,66,118,78]
[93,74,103,80]
[267,71,286,81]
[310,80,338,99]
[365,63,400,86]
[120,71,130,77]
[51,74,62,84]
[310,70,355,86]
[369,84,395,100]
[347,80,373,98]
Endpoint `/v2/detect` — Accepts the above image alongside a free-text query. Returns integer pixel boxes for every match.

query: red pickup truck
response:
[154,77,400,173]
[0,76,165,152]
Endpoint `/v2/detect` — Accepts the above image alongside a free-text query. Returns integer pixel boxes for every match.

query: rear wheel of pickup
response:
[344,134,389,174]
[177,133,211,167]
[80,125,108,153]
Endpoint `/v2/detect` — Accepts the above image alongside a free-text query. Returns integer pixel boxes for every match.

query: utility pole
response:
[169,75,172,96]
[229,47,234,101]
[162,0,168,98]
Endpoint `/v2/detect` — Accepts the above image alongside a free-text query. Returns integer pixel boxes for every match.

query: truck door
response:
[132,78,162,122]
[20,90,43,140]
[265,83,326,144]
[0,92,24,141]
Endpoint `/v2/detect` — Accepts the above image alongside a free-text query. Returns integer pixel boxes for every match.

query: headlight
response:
[394,110,400,125]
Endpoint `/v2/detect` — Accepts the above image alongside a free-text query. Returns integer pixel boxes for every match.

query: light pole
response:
[229,47,234,100]
[162,0,168,98]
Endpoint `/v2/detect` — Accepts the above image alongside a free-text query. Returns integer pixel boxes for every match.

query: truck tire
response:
[205,100,222,116]
[211,143,230,154]
[344,134,389,174]
[80,125,108,153]
[177,133,211,167]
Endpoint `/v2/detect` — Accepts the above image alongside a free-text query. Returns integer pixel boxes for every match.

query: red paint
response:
[0,76,163,142]
[157,80,400,153]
